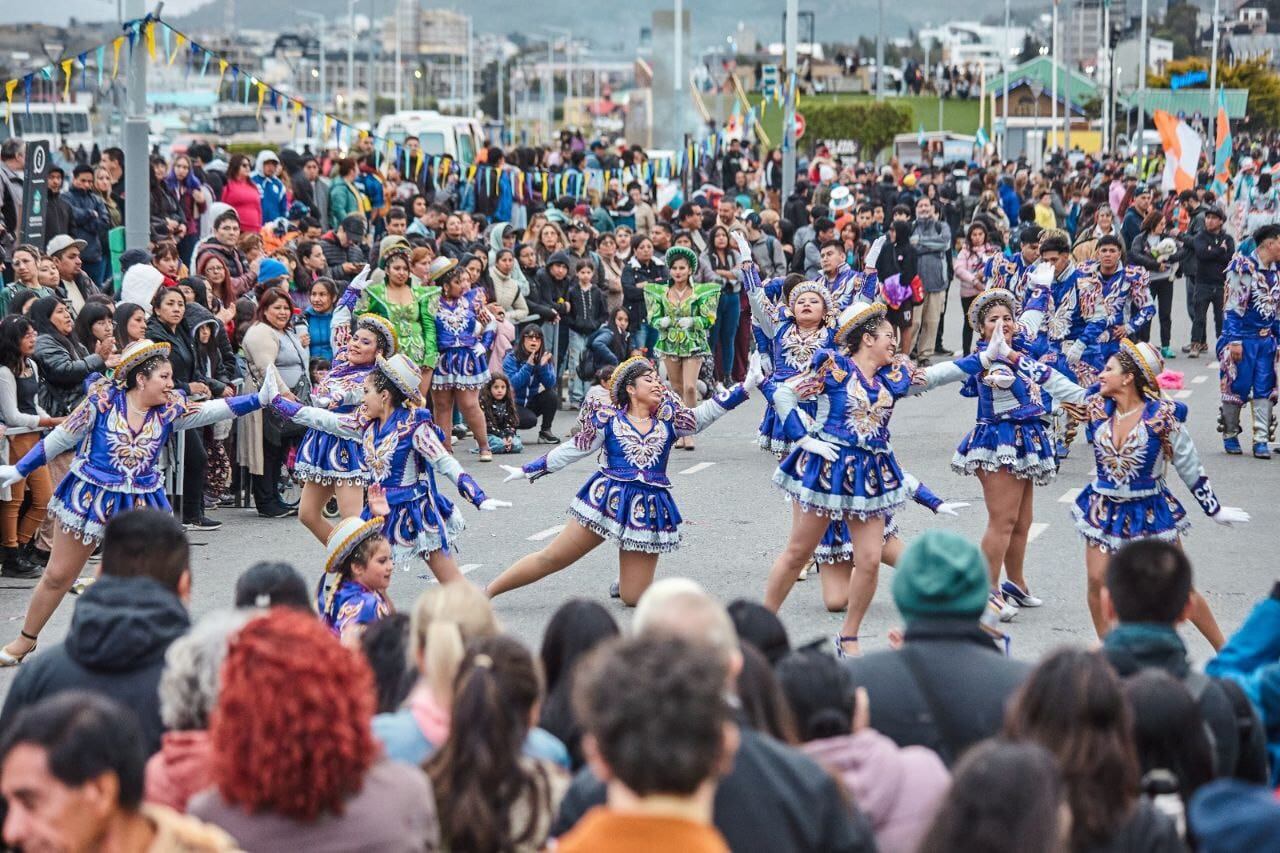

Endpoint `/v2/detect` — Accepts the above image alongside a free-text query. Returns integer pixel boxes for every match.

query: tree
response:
[802,100,912,158]
[1154,2,1199,60]
[1019,35,1043,64]
[1149,56,1280,131]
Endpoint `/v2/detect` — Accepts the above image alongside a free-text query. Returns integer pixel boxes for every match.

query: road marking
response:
[1174,389,1193,399]
[1192,375,1207,384]
[1027,522,1049,542]
[528,524,565,541]
[1058,488,1081,503]
[680,462,716,475]
[459,563,482,576]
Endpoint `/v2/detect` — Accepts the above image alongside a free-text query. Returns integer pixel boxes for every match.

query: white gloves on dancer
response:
[348,264,373,292]
[678,317,693,330]
[501,464,531,483]
[864,235,888,270]
[0,465,20,489]
[1029,262,1054,288]
[797,435,840,461]
[1212,507,1251,526]
[743,353,765,394]
[936,502,970,517]
[657,317,672,330]
[981,321,1013,368]
[257,365,281,406]
[479,498,512,511]
[733,231,752,263]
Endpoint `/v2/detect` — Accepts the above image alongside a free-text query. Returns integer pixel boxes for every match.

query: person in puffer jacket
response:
[251,150,289,224]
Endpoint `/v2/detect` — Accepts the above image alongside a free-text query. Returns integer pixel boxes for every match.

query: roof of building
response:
[983,56,1099,104]
[1117,88,1250,119]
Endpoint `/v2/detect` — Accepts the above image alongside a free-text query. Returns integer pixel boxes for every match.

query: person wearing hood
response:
[531,250,573,366]
[490,248,531,327]
[489,223,530,295]
[118,262,165,316]
[252,149,289,225]
[776,648,950,853]
[0,509,194,755]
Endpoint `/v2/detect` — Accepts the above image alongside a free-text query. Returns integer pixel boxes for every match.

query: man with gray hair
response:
[554,578,877,852]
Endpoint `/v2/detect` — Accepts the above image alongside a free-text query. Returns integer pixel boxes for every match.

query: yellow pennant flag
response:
[4,79,16,120]
[256,81,266,117]
[170,33,186,65]
[145,22,157,61]
[61,59,73,101]
[322,114,333,143]
[111,37,124,78]
[217,58,228,90]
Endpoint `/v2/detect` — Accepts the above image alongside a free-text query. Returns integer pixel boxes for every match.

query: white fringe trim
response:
[950,447,1058,486]
[48,498,108,546]
[772,472,907,520]
[293,463,369,486]
[568,501,683,554]
[1069,506,1191,554]
[390,512,467,567]
[430,371,491,390]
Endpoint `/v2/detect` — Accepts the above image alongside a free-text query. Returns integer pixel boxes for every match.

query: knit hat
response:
[257,258,289,284]
[892,529,989,622]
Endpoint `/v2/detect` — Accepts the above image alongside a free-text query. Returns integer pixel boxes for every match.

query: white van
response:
[374,111,486,163]
[0,103,95,151]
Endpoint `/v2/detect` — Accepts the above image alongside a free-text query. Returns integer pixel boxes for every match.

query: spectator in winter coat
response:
[220,155,262,232]
[319,215,370,287]
[252,150,289,225]
[64,165,111,286]
[744,212,786,279]
[326,157,363,230]
[193,208,258,304]
[42,166,72,249]
[290,156,329,225]
[0,510,193,756]
[620,236,667,351]
[503,325,560,443]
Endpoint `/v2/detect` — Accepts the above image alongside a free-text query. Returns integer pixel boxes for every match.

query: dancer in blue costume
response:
[272,353,510,584]
[1037,230,1094,457]
[295,306,398,545]
[487,353,763,606]
[427,256,498,459]
[0,339,279,666]
[1075,234,1154,378]
[762,301,984,656]
[984,331,1248,649]
[317,513,394,645]
[1217,224,1280,459]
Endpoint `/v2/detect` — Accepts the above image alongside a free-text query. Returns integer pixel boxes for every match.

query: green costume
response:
[643,282,720,357]
[357,281,441,368]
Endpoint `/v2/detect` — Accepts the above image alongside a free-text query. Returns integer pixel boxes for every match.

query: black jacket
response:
[552,721,877,853]
[44,191,72,242]
[1079,799,1184,853]
[0,575,190,756]
[1192,229,1235,288]
[319,231,369,287]
[843,618,1031,766]
[530,253,573,323]
[620,257,667,331]
[34,332,105,417]
[565,284,607,336]
[146,313,202,394]
[187,304,239,396]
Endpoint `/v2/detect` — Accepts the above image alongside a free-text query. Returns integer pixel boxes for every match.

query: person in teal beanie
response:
[844,529,1031,767]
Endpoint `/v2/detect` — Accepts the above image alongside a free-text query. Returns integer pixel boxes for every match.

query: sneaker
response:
[257,503,295,519]
[538,430,560,444]
[1253,442,1272,460]
[1224,436,1243,455]
[991,592,1019,622]
[1001,581,1043,608]
[452,424,470,440]
[1162,346,1176,359]
[1181,343,1195,354]
[1055,440,1070,459]
[184,516,223,532]
[935,348,955,357]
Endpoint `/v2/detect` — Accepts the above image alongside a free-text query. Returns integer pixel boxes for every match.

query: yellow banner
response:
[170,33,185,65]
[61,59,73,101]
[145,22,156,61]
[111,37,123,78]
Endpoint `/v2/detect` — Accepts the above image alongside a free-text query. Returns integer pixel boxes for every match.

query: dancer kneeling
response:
[272,353,509,585]
[763,301,985,657]
[487,353,763,605]
[0,340,278,665]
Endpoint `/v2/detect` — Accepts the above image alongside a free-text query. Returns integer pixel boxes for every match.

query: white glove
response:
[732,231,752,261]
[797,435,840,462]
[864,235,887,270]
[0,465,20,488]
[677,317,693,330]
[348,264,373,292]
[257,365,281,407]
[501,464,529,483]
[657,317,672,330]
[479,498,512,511]
[1066,340,1084,367]
[936,501,970,517]
[1213,506,1250,526]
[1029,262,1054,288]
[982,321,1012,365]
[743,352,764,393]
[982,364,1016,390]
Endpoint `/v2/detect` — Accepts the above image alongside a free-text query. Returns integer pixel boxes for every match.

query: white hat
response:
[829,185,854,212]
[46,234,87,256]
[119,264,165,316]
[324,516,385,575]
[375,354,425,406]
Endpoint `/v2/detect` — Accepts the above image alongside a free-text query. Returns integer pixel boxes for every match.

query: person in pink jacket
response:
[219,154,263,232]
[954,221,998,354]
[776,648,950,853]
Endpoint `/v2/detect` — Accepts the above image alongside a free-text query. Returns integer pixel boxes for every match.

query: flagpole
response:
[1051,0,1059,154]
[1135,0,1148,157]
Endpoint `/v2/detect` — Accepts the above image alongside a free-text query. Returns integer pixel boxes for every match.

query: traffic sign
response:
[794,112,806,140]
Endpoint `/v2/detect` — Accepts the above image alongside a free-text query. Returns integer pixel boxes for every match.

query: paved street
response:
[1,293,1274,698]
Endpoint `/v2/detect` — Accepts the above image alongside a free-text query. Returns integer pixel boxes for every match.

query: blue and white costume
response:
[772,348,971,519]
[985,251,1037,306]
[13,376,264,544]
[432,289,496,390]
[1077,263,1154,372]
[1217,251,1279,448]
[274,399,488,564]
[522,383,750,553]
[320,579,391,637]
[744,267,837,454]
[814,473,946,563]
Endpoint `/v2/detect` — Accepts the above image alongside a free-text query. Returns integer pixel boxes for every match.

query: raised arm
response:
[516,418,606,482]
[412,420,491,509]
[742,265,781,337]
[669,384,750,438]
[0,393,99,485]
[174,392,263,431]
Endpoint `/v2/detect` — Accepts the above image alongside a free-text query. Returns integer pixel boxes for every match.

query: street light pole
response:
[348,0,357,121]
[875,0,884,99]
[1051,0,1059,153]
[1135,0,1148,156]
[124,0,150,251]
[298,11,327,112]
[1002,0,1011,156]
[782,0,797,205]
[1208,0,1220,154]
[394,2,403,113]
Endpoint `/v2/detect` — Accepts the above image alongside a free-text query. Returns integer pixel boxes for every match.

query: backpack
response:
[789,239,810,275]
[1185,670,1270,783]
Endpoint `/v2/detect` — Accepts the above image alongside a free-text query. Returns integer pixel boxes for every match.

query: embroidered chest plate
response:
[610,416,670,469]
[779,325,825,371]
[1095,418,1150,484]
[842,377,894,438]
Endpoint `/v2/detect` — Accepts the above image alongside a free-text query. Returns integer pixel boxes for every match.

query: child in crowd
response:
[319,495,396,647]
[487,302,516,376]
[309,357,332,389]
[480,374,523,455]
[306,278,338,361]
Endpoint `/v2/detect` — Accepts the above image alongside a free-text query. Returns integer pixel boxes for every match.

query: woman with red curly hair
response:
[187,609,439,849]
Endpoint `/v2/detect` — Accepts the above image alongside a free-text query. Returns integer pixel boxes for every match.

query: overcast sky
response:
[18,1,207,26]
